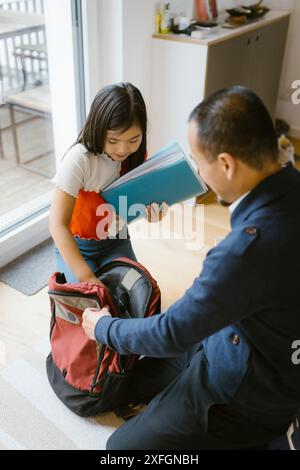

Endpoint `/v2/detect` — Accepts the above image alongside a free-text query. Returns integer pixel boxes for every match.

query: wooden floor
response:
[0,106,55,217]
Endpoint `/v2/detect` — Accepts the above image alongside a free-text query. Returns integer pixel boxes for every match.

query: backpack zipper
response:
[49,298,56,339]
[89,343,107,394]
[48,290,102,305]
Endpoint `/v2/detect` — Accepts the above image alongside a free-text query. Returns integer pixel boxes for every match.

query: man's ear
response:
[217,153,237,180]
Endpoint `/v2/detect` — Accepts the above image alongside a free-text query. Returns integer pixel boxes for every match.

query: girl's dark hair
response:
[75,82,147,172]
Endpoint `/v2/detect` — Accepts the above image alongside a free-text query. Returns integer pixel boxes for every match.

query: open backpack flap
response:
[46,257,161,417]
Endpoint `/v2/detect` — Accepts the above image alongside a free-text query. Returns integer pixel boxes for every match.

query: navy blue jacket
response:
[96,164,300,423]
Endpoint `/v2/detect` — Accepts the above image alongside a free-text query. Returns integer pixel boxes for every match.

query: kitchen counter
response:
[153,10,290,47]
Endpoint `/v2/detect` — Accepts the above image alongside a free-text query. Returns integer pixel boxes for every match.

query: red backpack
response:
[46,257,161,417]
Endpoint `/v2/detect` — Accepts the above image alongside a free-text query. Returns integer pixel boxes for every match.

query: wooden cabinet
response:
[206,17,289,115]
[150,11,290,154]
[249,19,289,115]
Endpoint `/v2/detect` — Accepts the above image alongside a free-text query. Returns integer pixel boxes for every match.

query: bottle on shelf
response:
[160,3,172,34]
[194,0,218,21]
[194,0,209,21]
[209,0,218,19]
[155,5,161,34]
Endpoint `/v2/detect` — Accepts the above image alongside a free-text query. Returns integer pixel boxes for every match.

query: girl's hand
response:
[81,275,103,285]
[82,306,111,341]
[146,201,169,223]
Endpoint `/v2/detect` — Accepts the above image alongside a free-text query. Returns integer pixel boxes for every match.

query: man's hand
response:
[146,201,169,223]
[82,306,111,341]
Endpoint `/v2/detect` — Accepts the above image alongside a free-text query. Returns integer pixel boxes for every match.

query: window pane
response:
[0,0,82,239]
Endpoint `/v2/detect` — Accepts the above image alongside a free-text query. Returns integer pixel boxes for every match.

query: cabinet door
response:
[248,17,289,117]
[205,32,253,96]
[205,17,289,118]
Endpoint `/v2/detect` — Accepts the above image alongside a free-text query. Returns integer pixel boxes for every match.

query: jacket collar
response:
[230,163,300,227]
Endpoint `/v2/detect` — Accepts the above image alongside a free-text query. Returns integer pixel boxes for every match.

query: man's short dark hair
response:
[189,86,279,169]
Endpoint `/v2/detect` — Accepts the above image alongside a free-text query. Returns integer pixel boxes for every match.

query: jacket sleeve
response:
[95,234,262,357]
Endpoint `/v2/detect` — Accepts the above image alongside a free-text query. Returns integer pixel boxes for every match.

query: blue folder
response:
[101,142,207,223]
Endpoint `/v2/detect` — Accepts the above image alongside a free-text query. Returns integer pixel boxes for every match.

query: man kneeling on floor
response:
[82,86,300,450]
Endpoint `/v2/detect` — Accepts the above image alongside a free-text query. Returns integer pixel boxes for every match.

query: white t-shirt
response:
[51,143,121,197]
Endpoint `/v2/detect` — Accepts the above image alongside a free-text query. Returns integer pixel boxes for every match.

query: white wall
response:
[82,0,102,109]
[44,0,78,162]
[82,0,123,108]
[88,1,200,97]
[90,0,162,138]
[154,0,246,16]
[122,0,157,112]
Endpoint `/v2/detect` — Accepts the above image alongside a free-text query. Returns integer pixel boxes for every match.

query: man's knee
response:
[106,431,121,450]
[106,413,159,450]
[106,425,134,450]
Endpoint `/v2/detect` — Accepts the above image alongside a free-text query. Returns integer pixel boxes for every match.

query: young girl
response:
[50,82,167,284]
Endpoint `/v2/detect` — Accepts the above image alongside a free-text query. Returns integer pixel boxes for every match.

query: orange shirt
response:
[69,158,147,240]
[69,190,111,240]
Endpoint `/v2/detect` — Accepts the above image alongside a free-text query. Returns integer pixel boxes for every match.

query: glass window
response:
[0,0,84,255]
